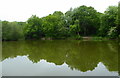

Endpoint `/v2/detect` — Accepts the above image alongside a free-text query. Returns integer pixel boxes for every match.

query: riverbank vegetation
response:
[2,4,120,41]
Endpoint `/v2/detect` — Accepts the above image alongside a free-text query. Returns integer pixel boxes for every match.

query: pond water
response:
[2,40,118,76]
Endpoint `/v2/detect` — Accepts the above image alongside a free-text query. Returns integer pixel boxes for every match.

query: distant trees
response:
[24,11,68,39]
[65,6,100,38]
[24,15,43,39]
[118,2,120,38]
[0,20,2,40]
[42,11,68,39]
[2,21,25,41]
[2,4,119,41]
[99,6,118,38]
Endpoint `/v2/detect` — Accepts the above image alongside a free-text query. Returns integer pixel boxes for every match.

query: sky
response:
[0,0,119,22]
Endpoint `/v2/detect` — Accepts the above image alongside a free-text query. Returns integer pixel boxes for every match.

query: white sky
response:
[0,0,119,22]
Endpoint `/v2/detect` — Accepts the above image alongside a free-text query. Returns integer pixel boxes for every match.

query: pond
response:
[2,40,118,76]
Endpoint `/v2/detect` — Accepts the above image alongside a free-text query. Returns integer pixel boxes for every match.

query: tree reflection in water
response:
[2,40,118,73]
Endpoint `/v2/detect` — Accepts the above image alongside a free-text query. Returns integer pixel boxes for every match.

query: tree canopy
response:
[2,4,119,41]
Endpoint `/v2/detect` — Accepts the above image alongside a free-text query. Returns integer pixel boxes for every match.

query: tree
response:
[42,11,67,39]
[24,15,43,39]
[2,5,119,40]
[2,21,24,41]
[99,6,118,38]
[0,20,2,40]
[118,2,120,37]
[68,5,100,36]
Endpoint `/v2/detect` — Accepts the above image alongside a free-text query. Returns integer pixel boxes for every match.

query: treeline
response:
[2,21,25,41]
[2,4,120,41]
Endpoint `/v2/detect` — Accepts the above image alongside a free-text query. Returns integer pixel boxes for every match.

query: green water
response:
[2,40,118,76]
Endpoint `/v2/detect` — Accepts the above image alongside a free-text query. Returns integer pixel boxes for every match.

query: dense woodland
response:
[2,3,120,41]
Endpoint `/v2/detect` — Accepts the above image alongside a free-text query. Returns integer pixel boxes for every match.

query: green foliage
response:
[42,11,68,39]
[24,15,43,39]
[2,21,24,41]
[0,20,2,40]
[108,27,117,38]
[118,2,120,38]
[99,6,118,38]
[69,20,81,39]
[2,5,119,41]
[70,6,100,36]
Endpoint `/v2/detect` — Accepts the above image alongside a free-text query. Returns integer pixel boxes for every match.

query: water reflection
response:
[2,40,118,76]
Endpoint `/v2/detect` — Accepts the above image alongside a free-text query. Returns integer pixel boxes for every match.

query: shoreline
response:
[2,37,118,41]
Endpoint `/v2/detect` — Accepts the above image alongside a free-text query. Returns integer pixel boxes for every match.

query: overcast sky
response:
[0,0,119,22]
